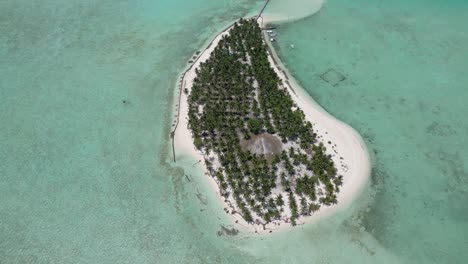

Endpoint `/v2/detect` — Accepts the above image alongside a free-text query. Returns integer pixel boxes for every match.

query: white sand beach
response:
[172,17,370,234]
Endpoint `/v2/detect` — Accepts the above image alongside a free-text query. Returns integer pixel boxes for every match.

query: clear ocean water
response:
[270,0,468,263]
[1,0,467,263]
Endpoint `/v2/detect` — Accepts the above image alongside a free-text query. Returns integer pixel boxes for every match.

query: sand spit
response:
[260,0,325,24]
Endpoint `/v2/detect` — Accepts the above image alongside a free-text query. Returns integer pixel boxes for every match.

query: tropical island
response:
[173,18,370,233]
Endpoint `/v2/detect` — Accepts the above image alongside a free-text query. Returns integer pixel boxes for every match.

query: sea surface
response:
[1,0,467,263]
[270,0,468,263]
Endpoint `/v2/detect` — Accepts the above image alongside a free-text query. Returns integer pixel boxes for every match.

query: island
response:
[173,18,370,233]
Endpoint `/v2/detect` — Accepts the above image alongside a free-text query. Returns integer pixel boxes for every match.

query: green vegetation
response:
[248,118,263,134]
[187,18,342,225]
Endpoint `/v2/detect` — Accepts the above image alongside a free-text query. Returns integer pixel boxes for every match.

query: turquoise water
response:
[1,0,467,263]
[0,0,263,263]
[271,0,468,263]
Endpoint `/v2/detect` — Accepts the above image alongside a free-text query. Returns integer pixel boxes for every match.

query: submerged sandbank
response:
[261,0,325,24]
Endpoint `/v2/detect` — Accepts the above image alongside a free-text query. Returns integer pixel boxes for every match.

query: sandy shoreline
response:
[172,16,370,234]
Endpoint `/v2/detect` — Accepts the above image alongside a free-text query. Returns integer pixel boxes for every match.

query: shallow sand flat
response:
[173,18,370,234]
[261,0,325,24]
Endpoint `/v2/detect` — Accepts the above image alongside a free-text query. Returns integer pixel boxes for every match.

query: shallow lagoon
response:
[0,0,263,262]
[271,0,468,262]
[1,0,467,263]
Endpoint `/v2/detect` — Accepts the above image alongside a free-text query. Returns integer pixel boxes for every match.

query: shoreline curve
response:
[171,16,370,234]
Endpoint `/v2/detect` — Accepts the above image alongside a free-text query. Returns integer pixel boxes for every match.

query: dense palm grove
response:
[187,18,342,226]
